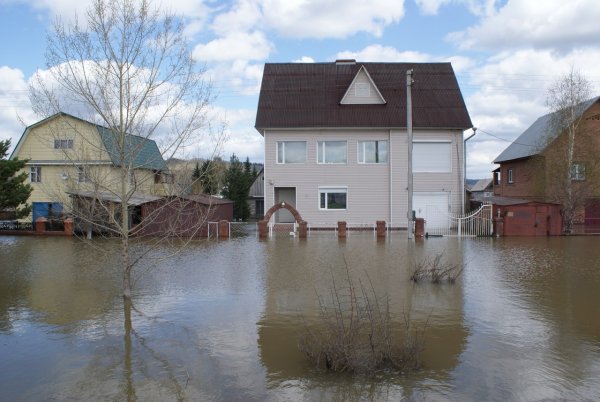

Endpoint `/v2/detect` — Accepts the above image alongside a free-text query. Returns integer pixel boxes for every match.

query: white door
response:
[413,192,450,229]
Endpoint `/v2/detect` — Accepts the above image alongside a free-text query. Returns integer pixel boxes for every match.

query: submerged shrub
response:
[298,261,425,374]
[410,253,463,284]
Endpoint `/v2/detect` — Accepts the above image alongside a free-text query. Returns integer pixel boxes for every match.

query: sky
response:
[1,0,600,179]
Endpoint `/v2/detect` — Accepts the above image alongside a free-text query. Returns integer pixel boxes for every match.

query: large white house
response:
[254,60,473,228]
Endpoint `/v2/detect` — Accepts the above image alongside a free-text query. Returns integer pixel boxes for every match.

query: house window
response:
[571,163,586,181]
[319,187,347,210]
[355,82,370,97]
[494,171,501,185]
[317,141,347,164]
[77,166,89,183]
[507,168,514,184]
[277,141,307,164]
[30,166,42,183]
[54,139,73,149]
[413,142,451,172]
[358,140,388,163]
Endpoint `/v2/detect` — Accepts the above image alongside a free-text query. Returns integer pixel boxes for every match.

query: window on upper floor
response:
[571,163,586,181]
[319,187,347,210]
[277,141,307,164]
[30,166,42,183]
[317,141,347,164]
[413,142,451,172]
[358,140,388,164]
[507,168,514,184]
[494,171,501,185]
[54,139,73,149]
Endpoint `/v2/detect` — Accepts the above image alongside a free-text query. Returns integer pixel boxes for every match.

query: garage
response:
[413,192,450,230]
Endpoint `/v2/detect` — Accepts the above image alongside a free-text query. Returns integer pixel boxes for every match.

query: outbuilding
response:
[491,197,563,236]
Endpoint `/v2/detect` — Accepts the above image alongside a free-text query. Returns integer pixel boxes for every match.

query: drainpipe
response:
[389,129,393,229]
[463,127,477,213]
[407,69,414,239]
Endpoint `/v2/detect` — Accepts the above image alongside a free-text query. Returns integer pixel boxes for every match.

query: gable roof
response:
[255,61,472,131]
[494,97,600,164]
[10,112,167,171]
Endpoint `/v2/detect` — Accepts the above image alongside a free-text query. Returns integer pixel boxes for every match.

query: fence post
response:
[337,221,347,238]
[298,221,308,238]
[376,220,386,238]
[218,220,229,238]
[35,217,47,234]
[63,217,74,236]
[258,220,268,238]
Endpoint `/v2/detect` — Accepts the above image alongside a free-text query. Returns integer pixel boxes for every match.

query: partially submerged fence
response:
[422,203,493,237]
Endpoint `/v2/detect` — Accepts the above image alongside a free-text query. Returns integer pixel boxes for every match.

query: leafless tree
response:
[545,69,598,233]
[29,0,223,298]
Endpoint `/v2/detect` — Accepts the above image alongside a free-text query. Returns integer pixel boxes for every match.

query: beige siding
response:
[265,128,464,228]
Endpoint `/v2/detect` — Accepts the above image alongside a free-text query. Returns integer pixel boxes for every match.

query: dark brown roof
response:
[255,62,472,131]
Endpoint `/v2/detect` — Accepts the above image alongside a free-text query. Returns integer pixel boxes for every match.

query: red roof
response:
[255,62,472,131]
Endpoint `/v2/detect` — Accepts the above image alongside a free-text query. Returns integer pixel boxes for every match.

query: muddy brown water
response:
[1,234,599,401]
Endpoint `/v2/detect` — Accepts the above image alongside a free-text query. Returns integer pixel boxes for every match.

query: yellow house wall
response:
[13,114,168,219]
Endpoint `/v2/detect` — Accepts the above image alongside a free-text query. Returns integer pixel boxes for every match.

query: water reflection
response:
[1,234,600,400]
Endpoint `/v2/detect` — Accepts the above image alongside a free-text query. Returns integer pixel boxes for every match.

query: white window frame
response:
[317,141,347,164]
[30,166,42,183]
[507,168,514,184]
[77,166,89,183]
[413,141,452,173]
[276,141,307,164]
[571,163,586,181]
[318,186,348,210]
[54,139,73,150]
[357,140,388,164]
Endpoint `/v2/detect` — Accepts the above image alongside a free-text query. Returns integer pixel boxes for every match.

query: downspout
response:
[389,129,393,229]
[463,127,477,213]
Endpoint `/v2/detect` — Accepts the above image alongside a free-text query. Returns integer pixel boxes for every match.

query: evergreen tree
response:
[199,160,217,194]
[223,154,251,220]
[0,139,33,218]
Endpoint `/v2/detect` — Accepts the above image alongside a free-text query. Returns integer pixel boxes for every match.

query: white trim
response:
[318,186,348,211]
[316,140,347,164]
[340,66,386,105]
[276,140,307,164]
[357,139,388,164]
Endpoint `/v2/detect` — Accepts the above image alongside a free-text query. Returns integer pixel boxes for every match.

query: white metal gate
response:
[423,203,493,237]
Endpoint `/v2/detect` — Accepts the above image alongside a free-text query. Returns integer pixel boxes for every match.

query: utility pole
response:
[407,69,414,239]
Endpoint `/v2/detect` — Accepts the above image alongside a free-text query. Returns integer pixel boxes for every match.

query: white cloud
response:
[337,45,433,62]
[448,0,600,51]
[293,56,315,63]
[0,67,36,147]
[261,0,406,39]
[210,0,261,36]
[193,31,273,62]
[414,0,451,15]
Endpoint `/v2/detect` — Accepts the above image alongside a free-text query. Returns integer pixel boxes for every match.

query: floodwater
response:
[1,233,599,401]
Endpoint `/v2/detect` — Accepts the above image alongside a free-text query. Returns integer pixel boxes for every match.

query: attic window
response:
[355,83,370,97]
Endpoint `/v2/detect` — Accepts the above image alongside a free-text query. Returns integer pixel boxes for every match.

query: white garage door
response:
[413,192,450,230]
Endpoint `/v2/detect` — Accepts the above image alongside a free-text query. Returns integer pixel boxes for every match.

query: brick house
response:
[493,97,600,229]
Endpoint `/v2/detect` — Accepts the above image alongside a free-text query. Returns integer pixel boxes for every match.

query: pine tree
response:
[223,154,251,220]
[0,139,33,218]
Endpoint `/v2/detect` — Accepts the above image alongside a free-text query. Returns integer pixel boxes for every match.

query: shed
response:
[490,197,563,236]
[137,194,233,237]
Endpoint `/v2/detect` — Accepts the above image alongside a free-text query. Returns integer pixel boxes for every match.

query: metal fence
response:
[229,222,258,237]
[0,220,34,231]
[423,203,493,237]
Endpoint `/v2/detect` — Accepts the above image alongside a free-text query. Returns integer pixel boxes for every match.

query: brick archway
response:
[262,202,304,224]
[259,202,307,238]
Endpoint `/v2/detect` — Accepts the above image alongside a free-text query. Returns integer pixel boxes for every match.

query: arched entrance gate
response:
[258,202,307,238]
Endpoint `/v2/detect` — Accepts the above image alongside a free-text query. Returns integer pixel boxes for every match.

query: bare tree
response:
[29,0,222,298]
[545,69,597,233]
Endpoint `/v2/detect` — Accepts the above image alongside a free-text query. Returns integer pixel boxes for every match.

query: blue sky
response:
[1,0,599,178]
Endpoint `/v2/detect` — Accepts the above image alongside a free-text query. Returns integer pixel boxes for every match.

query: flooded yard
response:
[1,233,599,401]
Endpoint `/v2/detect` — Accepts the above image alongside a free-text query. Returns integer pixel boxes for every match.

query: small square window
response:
[77,166,89,183]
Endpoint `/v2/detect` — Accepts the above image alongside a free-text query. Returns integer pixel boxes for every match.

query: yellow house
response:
[10,112,170,223]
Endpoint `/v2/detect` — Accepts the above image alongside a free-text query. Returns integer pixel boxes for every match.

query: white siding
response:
[340,68,385,105]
